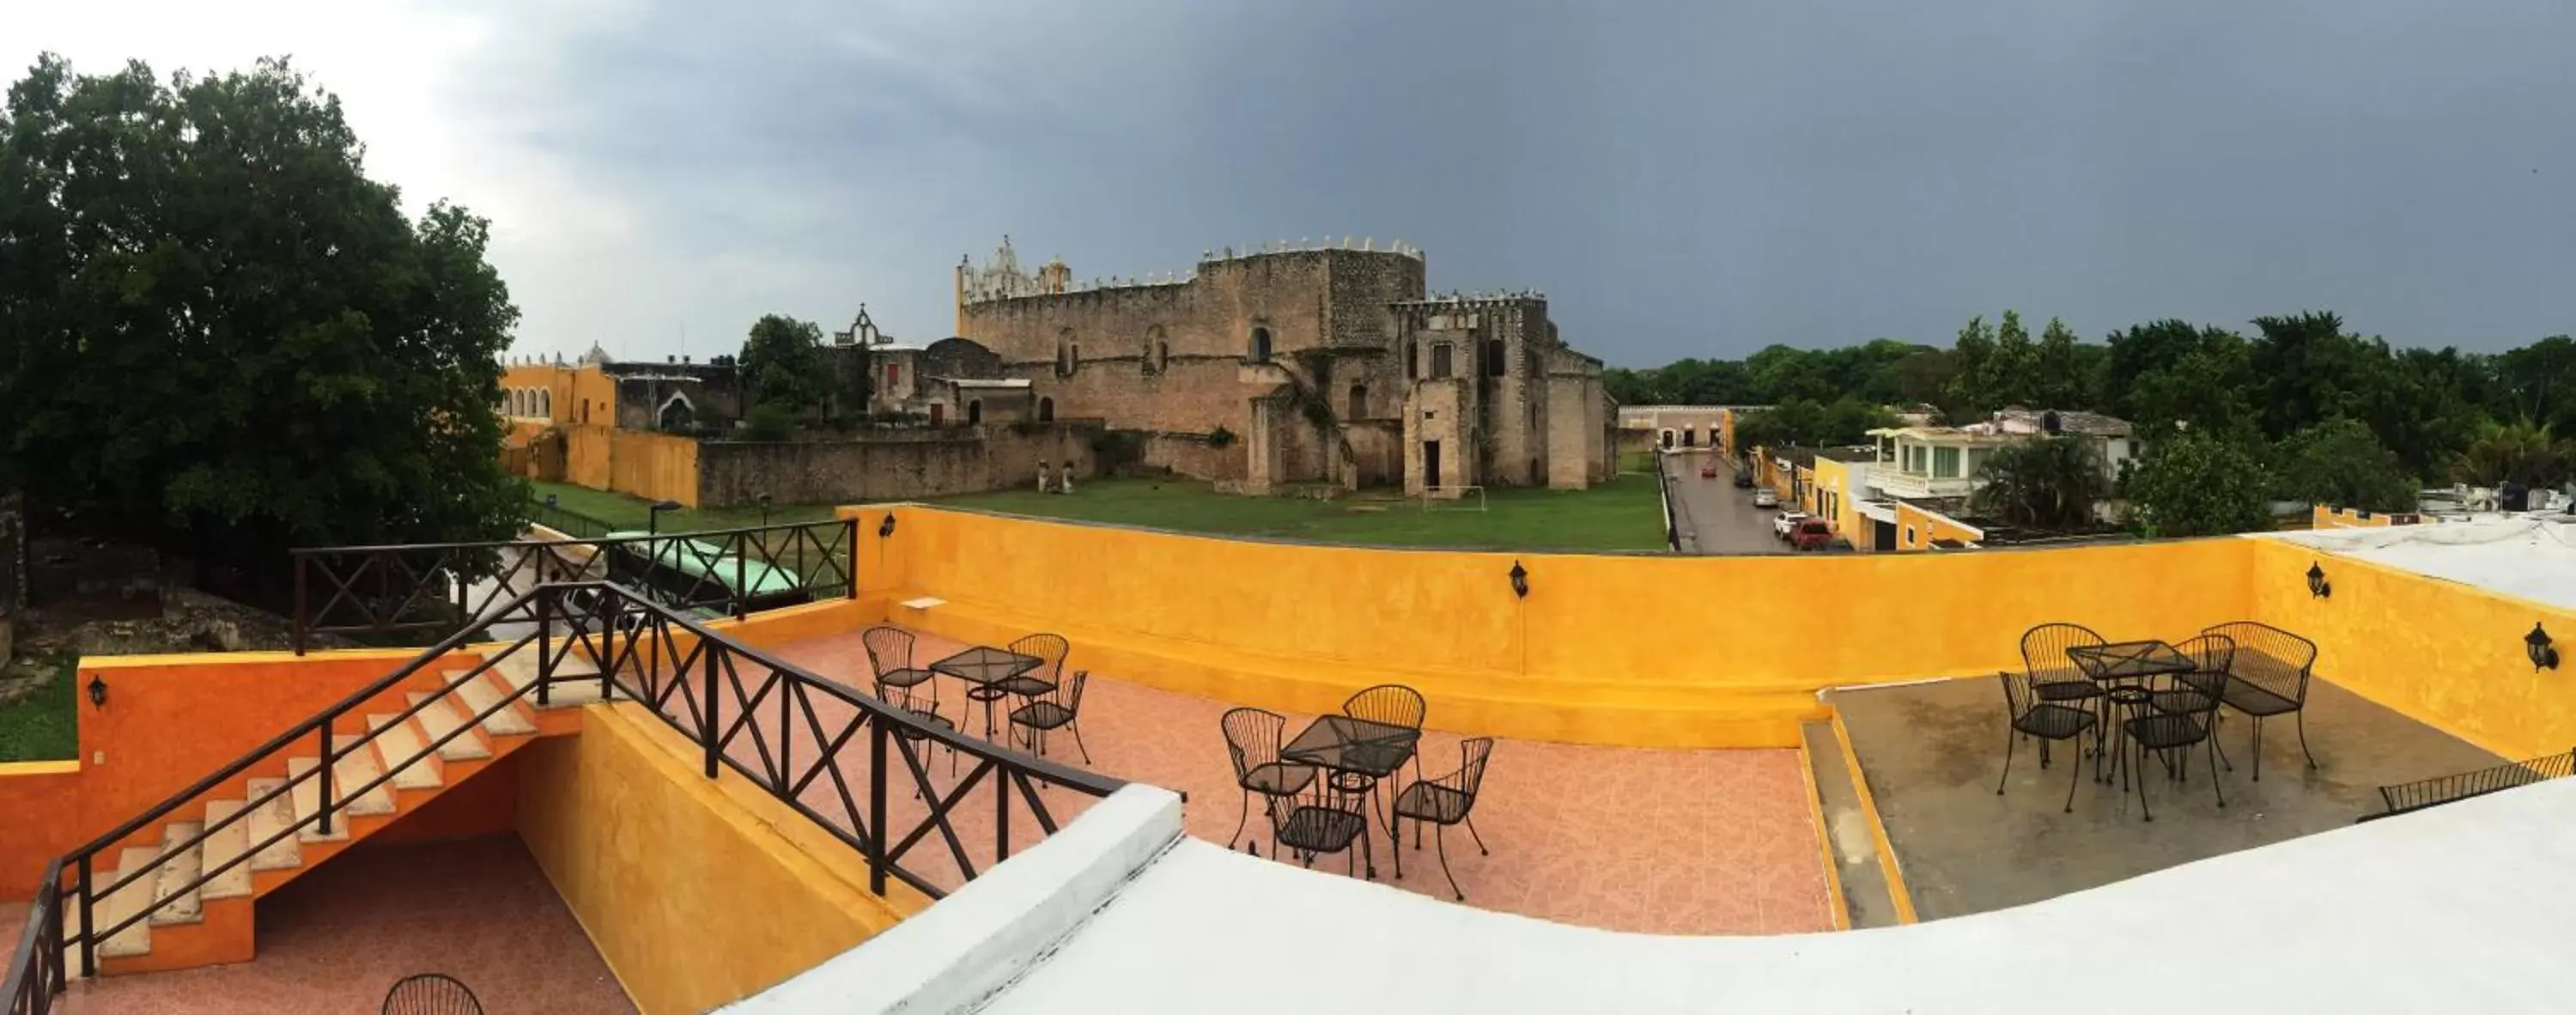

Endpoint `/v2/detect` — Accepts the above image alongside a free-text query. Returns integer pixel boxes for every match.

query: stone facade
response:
[952,237,1614,494]
[696,423,1100,507]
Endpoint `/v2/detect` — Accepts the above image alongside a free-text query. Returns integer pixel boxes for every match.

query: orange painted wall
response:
[564,424,700,507]
[1893,501,1982,550]
[0,648,487,896]
[369,751,522,847]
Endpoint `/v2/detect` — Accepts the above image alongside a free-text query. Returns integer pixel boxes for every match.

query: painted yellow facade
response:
[2312,505,2423,529]
[858,504,2257,748]
[1808,457,1868,545]
[519,702,924,1015]
[1892,501,1983,550]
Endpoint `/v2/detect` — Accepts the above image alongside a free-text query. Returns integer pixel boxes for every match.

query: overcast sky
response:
[15,1,2573,366]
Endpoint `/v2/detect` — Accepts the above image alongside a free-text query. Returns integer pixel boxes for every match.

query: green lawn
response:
[0,657,78,763]
[528,482,842,532]
[931,475,1668,552]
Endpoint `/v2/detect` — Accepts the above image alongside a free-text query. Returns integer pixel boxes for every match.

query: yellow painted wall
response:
[1893,501,1982,550]
[1718,409,1737,459]
[562,424,700,506]
[2245,538,2576,760]
[519,702,925,1015]
[866,506,2255,747]
[1811,458,1868,544]
[2312,505,2422,529]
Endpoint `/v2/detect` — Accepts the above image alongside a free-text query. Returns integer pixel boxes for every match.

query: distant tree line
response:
[1610,311,2576,536]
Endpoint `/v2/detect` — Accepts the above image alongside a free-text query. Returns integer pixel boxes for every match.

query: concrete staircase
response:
[61,646,615,977]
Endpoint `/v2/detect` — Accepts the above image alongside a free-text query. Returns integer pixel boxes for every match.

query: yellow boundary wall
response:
[848,504,2255,748]
[519,702,927,1015]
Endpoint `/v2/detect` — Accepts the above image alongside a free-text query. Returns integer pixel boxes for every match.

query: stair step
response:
[494,648,612,709]
[87,846,160,958]
[365,713,445,791]
[149,824,205,927]
[243,778,306,870]
[199,801,256,899]
[452,672,538,737]
[407,692,492,761]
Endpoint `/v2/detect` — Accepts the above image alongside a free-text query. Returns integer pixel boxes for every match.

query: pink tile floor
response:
[753,627,1835,935]
[9,835,631,1015]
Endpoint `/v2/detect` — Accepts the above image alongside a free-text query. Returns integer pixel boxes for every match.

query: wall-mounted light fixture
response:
[2527,623,2559,672]
[87,675,107,710]
[878,514,897,538]
[2306,561,2330,599]
[1508,561,1529,599]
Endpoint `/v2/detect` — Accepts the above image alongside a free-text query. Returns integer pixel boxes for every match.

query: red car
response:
[1789,518,1837,551]
[1699,461,1718,478]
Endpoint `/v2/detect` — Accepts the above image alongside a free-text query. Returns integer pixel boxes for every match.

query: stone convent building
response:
[951,236,1615,495]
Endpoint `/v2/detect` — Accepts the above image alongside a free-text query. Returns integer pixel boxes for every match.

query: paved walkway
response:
[762,628,1835,935]
[1662,453,1784,555]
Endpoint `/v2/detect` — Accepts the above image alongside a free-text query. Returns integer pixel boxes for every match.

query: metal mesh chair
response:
[2020,623,2110,703]
[968,633,1067,738]
[1221,708,1318,857]
[1997,671,2099,811]
[382,973,483,1015]
[878,657,957,778]
[1007,670,1091,763]
[2121,666,2228,821]
[1338,684,1428,799]
[860,625,934,690]
[1274,799,1371,878]
[1392,738,1494,901]
[2201,621,2322,780]
[2152,633,2237,716]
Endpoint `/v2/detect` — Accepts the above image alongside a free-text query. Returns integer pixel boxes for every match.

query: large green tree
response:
[2128,433,2274,538]
[2270,418,2417,512]
[0,55,521,575]
[2451,420,2573,489]
[739,313,829,415]
[1972,437,2108,531]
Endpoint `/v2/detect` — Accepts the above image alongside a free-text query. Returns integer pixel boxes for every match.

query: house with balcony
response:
[1866,408,2136,501]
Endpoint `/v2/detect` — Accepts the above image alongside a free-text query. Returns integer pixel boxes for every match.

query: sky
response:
[13,1,2573,368]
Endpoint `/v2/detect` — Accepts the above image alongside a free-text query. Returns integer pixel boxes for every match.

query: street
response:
[1661,452,1789,555]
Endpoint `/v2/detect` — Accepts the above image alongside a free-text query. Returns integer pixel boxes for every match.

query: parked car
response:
[1789,518,1837,551]
[1731,470,1754,489]
[1700,460,1719,478]
[1752,488,1779,508]
[1771,509,1807,538]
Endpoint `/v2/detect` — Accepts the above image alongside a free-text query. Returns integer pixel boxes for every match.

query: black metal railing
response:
[2360,746,2576,822]
[4,578,1121,1006]
[526,499,617,540]
[290,518,857,653]
[1,860,64,1015]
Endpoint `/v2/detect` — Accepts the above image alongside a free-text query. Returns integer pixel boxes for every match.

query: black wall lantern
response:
[2527,623,2559,672]
[87,675,107,710]
[2306,561,2330,599]
[1508,561,1529,599]
[878,514,897,538]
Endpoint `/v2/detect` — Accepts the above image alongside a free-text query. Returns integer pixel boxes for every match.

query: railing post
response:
[846,516,860,599]
[535,585,553,708]
[702,643,720,780]
[869,718,888,896]
[996,759,1012,863]
[734,545,749,621]
[76,855,94,979]
[317,724,335,836]
[291,554,309,656]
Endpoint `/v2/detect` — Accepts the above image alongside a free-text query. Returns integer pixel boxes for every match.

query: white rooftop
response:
[2255,514,2576,611]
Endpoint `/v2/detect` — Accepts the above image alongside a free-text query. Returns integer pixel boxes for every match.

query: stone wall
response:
[695,424,1103,508]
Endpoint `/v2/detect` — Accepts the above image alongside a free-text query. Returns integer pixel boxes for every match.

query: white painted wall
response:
[977,778,2576,1014]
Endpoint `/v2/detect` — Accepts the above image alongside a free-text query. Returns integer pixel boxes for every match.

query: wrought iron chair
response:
[2121,666,2229,821]
[1337,684,1429,796]
[860,625,934,692]
[1392,737,1494,901]
[878,659,958,779]
[2021,623,2110,703]
[1274,797,1372,879]
[1221,707,1318,858]
[2199,621,2322,781]
[1007,670,1091,764]
[963,633,1066,738]
[1997,670,2099,812]
[382,973,484,1015]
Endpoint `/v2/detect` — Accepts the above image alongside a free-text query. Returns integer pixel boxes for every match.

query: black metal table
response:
[1280,715,1419,878]
[2067,640,2196,785]
[931,646,1046,738]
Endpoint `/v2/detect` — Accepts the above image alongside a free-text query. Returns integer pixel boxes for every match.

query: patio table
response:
[1280,715,1421,878]
[2066,640,2196,784]
[931,646,1046,738]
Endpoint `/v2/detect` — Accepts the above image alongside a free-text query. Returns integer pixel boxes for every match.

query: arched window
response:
[1347,384,1367,420]
[1055,330,1077,377]
[580,400,591,424]
[1038,397,1054,422]
[1144,326,1169,375]
[1157,340,1170,372]
[967,399,983,425]
[1249,325,1272,364]
[1659,428,1675,449]
[1681,428,1697,447]
[538,389,551,418]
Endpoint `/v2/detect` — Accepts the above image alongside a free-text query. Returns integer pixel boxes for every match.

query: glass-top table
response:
[2066,640,2195,683]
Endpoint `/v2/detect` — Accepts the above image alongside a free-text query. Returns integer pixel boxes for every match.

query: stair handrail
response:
[52,584,567,978]
[1,858,65,1015]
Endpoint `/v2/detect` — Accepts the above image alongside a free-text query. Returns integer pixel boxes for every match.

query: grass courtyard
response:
[0,656,78,763]
[529,474,1667,553]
